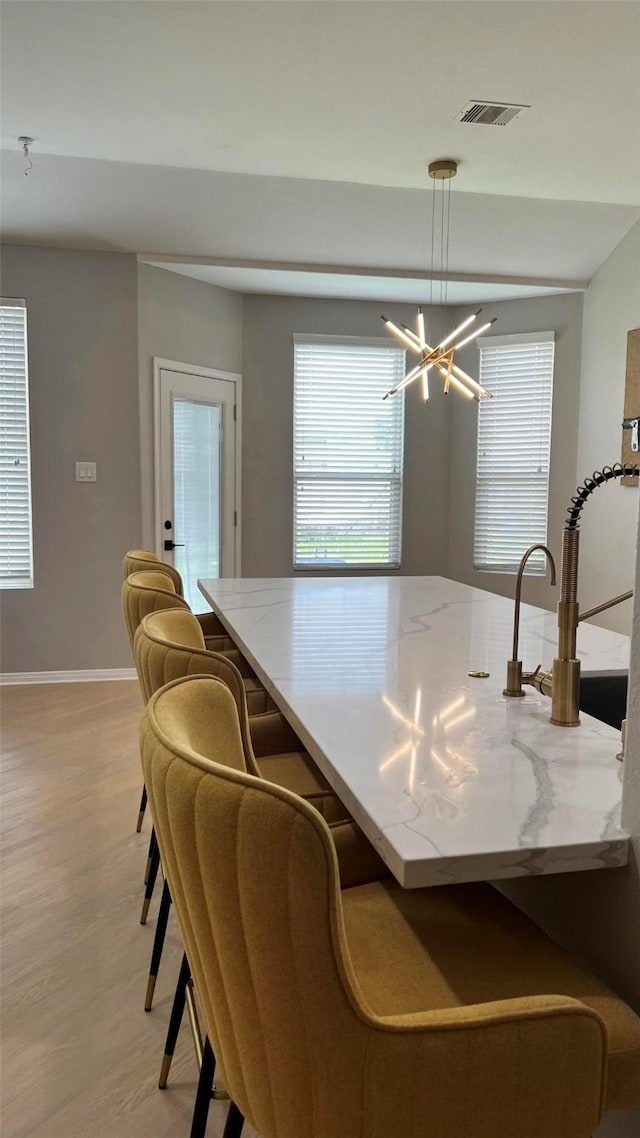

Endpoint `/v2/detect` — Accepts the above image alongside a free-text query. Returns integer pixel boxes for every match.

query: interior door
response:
[156,366,238,610]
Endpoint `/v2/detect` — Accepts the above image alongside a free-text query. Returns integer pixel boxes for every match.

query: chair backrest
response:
[142,675,605,1138]
[123,549,184,596]
[134,608,259,775]
[141,675,364,1138]
[121,570,189,654]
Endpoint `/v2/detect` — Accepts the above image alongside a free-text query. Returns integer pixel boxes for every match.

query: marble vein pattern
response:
[199,576,630,888]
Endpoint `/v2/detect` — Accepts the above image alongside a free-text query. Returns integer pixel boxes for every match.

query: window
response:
[293,335,405,569]
[473,331,555,574]
[0,299,33,589]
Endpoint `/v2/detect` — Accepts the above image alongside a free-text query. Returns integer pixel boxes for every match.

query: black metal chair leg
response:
[159,952,190,1089]
[140,838,160,924]
[190,1036,215,1138]
[136,784,148,832]
[145,878,172,1010]
[222,1102,245,1138]
[144,826,157,885]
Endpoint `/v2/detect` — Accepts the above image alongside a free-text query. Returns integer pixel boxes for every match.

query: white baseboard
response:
[0,668,137,686]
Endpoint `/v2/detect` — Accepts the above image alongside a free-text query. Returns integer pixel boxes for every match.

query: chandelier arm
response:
[398,361,427,388]
[449,361,492,399]
[384,360,426,399]
[382,319,422,354]
[434,309,481,353]
[452,319,497,353]
[435,363,475,400]
[400,324,428,350]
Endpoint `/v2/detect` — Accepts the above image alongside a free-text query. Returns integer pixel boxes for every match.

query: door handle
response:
[164,540,185,551]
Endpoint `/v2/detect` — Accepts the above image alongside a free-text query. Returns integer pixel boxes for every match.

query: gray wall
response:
[137,262,243,549]
[241,294,452,578]
[447,291,584,613]
[0,245,140,672]
[576,220,640,634]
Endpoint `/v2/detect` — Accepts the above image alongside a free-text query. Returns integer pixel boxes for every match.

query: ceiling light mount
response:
[18,136,34,176]
[428,159,458,181]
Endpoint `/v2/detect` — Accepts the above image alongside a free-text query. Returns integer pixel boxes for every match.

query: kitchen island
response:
[199,575,630,888]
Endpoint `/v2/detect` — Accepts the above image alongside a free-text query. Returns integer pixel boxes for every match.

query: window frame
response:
[0,297,34,590]
[473,330,555,577]
[292,333,406,572]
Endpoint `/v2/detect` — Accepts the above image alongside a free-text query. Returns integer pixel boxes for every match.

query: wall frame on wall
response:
[621,327,640,485]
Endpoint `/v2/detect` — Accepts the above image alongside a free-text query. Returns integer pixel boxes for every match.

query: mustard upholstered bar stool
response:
[122,571,276,923]
[135,607,359,1011]
[141,672,385,1138]
[122,571,269,714]
[123,548,182,591]
[142,674,640,1138]
[123,549,229,648]
[122,567,231,837]
[122,572,272,924]
[135,608,345,818]
[122,568,271,838]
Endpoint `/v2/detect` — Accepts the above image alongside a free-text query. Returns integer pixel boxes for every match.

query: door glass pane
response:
[173,398,221,610]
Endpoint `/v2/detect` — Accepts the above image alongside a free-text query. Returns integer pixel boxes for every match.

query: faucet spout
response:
[503,544,557,698]
[550,463,638,726]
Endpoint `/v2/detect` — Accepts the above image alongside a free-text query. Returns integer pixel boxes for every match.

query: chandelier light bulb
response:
[382,318,422,355]
[453,319,497,352]
[435,309,482,352]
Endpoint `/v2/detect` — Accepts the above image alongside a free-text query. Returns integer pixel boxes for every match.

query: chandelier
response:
[382,159,495,404]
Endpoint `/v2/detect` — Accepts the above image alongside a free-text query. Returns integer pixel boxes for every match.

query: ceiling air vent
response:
[455,101,530,127]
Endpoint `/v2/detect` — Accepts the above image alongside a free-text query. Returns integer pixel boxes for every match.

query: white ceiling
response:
[2,0,640,203]
[1,1,639,301]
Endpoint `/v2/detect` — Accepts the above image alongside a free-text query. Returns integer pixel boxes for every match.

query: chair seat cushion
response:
[203,635,236,653]
[257,751,348,823]
[248,710,303,758]
[341,879,640,1111]
[196,610,228,639]
[223,647,257,679]
[329,820,390,889]
[243,683,273,717]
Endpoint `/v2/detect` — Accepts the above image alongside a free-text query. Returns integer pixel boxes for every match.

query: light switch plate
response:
[75,461,97,482]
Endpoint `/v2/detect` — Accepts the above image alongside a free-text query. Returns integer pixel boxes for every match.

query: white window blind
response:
[474,331,555,575]
[293,336,405,569]
[0,300,33,589]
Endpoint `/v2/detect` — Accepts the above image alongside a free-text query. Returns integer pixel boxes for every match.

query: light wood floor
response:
[1,681,258,1138]
[3,682,637,1138]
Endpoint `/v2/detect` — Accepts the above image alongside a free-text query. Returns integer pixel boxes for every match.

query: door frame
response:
[152,357,242,577]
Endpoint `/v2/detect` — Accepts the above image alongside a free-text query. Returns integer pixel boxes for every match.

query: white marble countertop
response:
[199,575,630,887]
